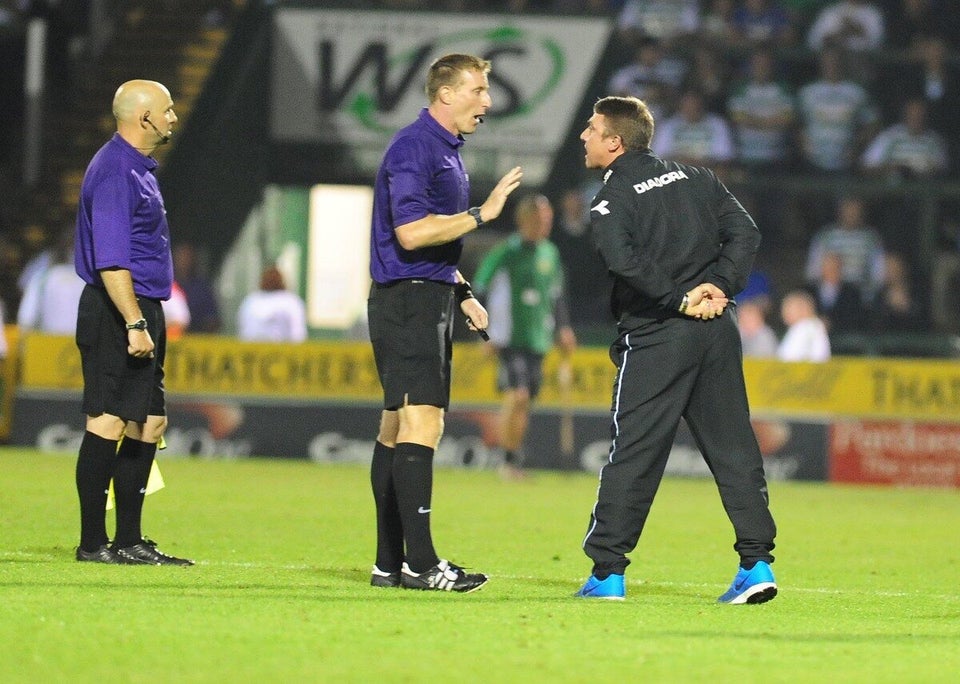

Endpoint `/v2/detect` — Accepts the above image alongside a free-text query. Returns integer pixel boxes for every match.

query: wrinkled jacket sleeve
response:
[709,175,760,297]
[589,186,685,312]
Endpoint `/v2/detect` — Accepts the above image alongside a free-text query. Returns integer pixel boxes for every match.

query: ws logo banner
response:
[270,9,611,184]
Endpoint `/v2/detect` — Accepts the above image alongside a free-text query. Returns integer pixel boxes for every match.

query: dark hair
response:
[426,54,491,102]
[593,96,655,151]
[260,266,286,292]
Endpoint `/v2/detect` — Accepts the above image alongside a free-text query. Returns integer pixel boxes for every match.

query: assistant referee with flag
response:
[72,79,192,566]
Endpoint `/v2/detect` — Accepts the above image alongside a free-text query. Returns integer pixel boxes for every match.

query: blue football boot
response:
[717,560,777,604]
[574,573,625,600]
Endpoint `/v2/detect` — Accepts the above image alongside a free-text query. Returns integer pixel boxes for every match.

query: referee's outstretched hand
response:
[479,166,523,224]
[684,283,728,320]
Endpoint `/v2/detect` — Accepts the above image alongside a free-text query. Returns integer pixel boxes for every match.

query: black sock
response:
[370,441,404,572]
[393,442,439,573]
[504,450,518,465]
[76,431,119,551]
[591,564,626,580]
[112,437,157,548]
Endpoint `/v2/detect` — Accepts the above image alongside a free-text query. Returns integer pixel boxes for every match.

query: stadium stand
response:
[1,0,958,356]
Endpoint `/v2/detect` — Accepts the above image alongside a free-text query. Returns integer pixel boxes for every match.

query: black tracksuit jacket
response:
[588,150,760,331]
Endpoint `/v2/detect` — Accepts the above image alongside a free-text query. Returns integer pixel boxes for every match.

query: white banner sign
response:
[271,9,612,184]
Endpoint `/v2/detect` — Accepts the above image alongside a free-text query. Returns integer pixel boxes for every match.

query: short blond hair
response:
[425,54,491,102]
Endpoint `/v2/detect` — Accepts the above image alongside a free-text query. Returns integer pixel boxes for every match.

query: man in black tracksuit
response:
[573,96,778,604]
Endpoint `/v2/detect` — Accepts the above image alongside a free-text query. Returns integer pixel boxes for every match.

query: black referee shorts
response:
[75,284,167,423]
[367,279,454,410]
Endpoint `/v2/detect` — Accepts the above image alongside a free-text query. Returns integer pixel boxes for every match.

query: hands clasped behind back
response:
[685,283,729,320]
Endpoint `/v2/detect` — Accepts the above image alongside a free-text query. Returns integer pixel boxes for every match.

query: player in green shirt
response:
[473,194,577,477]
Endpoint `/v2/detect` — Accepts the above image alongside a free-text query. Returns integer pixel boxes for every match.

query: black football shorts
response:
[76,284,166,423]
[368,279,454,410]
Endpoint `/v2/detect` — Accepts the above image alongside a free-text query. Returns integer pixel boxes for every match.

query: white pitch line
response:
[4,551,958,601]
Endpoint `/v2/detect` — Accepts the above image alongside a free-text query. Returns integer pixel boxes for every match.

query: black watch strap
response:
[467,206,484,227]
[125,318,148,331]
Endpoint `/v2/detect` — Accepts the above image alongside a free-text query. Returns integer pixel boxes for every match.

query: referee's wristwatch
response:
[125,318,148,331]
[467,206,484,227]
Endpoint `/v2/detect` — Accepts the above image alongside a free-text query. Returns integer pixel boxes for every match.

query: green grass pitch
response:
[1,447,958,682]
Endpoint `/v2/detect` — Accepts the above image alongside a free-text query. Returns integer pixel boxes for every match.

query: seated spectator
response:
[806,0,885,52]
[16,222,54,294]
[557,186,589,239]
[803,251,867,333]
[173,242,222,333]
[901,34,960,170]
[554,183,609,326]
[16,230,84,335]
[797,47,879,174]
[860,98,949,179]
[606,37,687,122]
[804,195,886,303]
[651,89,735,170]
[681,45,731,113]
[777,290,832,362]
[736,268,773,304]
[615,0,701,46]
[699,0,737,46]
[737,299,779,357]
[731,0,797,45]
[237,266,307,342]
[727,46,798,170]
[737,268,775,313]
[162,281,191,342]
[873,251,924,332]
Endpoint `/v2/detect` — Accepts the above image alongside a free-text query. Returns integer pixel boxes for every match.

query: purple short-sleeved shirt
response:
[74,133,174,300]
[370,108,470,284]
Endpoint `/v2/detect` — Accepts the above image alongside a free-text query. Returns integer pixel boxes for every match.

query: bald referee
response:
[73,80,192,566]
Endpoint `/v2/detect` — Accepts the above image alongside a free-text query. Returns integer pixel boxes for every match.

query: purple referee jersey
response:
[74,133,174,300]
[370,108,470,285]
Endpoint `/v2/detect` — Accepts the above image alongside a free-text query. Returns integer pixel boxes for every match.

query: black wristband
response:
[455,281,475,305]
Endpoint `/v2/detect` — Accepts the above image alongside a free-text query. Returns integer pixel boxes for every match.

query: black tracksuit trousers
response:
[582,312,777,577]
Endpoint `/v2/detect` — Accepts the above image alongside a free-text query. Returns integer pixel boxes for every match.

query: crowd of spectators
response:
[550,0,960,348]
[2,1,960,354]
[601,1,959,173]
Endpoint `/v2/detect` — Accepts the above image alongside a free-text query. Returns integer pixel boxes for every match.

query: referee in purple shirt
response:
[366,54,522,592]
[72,79,192,566]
